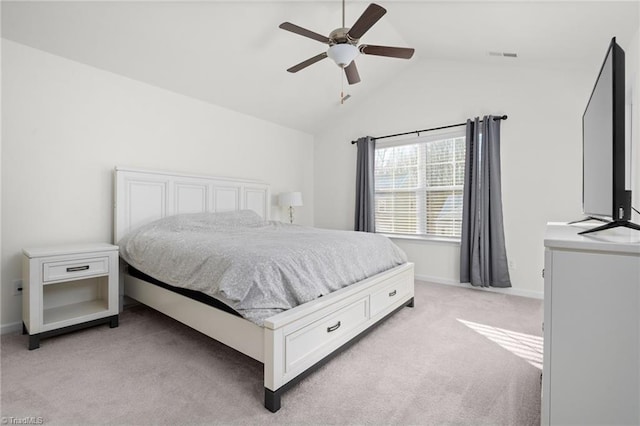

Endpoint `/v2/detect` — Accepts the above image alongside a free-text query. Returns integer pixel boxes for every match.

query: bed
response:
[114,167,415,412]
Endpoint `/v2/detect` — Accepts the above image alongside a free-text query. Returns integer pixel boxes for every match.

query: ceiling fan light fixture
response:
[327,44,359,67]
[280,2,414,86]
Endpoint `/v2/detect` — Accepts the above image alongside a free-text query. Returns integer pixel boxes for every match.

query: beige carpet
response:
[1,281,543,425]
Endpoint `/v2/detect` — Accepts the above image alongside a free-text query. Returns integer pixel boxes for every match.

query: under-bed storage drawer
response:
[43,256,110,283]
[370,274,412,318]
[284,296,369,373]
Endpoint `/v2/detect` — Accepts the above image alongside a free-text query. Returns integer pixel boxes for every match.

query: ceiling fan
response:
[279,1,415,85]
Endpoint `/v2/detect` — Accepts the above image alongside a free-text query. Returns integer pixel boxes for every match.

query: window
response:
[374,129,465,239]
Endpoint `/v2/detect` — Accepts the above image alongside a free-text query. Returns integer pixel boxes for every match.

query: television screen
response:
[582,43,615,218]
[582,37,629,222]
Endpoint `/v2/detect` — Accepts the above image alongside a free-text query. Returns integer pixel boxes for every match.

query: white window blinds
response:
[374,129,466,238]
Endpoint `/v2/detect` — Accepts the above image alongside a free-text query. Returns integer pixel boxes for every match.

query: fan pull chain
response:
[340,69,345,105]
[340,69,351,104]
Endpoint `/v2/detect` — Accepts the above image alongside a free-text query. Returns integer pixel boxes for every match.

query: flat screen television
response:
[579,37,639,235]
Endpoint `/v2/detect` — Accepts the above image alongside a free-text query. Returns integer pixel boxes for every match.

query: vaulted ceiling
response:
[2,1,638,134]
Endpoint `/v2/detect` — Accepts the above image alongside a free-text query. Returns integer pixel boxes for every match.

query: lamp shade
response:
[327,44,359,67]
[279,192,303,207]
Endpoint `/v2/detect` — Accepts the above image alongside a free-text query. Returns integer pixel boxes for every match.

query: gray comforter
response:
[119,210,407,325]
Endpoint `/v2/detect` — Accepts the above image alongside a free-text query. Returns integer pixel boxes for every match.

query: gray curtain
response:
[460,116,511,288]
[354,136,375,232]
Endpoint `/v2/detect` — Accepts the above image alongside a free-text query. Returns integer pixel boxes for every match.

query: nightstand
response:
[22,243,119,350]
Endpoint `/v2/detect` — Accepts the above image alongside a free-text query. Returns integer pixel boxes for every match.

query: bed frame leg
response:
[264,388,282,413]
[406,297,415,308]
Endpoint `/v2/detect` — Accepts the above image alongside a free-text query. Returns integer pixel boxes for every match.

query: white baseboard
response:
[415,274,543,300]
[1,321,22,335]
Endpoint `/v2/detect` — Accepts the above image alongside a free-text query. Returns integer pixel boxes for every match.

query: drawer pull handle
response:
[66,265,90,272]
[389,290,397,297]
[327,321,341,333]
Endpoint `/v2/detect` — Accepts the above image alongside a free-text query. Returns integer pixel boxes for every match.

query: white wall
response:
[314,56,612,298]
[628,26,640,225]
[632,11,640,419]
[1,40,314,328]
[0,9,4,333]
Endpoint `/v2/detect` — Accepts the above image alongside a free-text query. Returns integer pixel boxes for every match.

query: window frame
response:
[374,128,466,242]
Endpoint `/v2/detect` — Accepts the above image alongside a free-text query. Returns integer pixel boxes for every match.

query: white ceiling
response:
[2,1,639,134]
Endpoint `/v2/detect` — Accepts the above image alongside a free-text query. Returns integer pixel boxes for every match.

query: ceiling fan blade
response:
[344,61,361,85]
[286,52,328,73]
[347,3,386,40]
[279,22,331,44]
[359,44,415,59]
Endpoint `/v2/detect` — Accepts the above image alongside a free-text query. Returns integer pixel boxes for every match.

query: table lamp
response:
[279,192,303,224]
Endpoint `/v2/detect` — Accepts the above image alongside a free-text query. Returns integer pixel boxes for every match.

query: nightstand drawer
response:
[43,256,109,283]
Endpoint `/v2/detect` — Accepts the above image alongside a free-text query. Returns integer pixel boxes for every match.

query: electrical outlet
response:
[13,279,23,296]
[508,260,516,270]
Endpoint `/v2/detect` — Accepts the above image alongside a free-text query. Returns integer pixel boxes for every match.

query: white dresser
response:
[542,223,640,425]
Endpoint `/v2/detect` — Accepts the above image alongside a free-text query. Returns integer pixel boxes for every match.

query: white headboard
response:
[114,167,271,243]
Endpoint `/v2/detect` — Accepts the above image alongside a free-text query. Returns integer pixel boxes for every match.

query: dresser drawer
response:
[370,275,412,318]
[43,256,109,283]
[285,296,369,374]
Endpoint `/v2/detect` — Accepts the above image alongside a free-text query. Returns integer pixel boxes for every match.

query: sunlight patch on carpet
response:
[457,319,543,370]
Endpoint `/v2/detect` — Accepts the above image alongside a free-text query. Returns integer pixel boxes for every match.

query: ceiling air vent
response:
[489,51,518,58]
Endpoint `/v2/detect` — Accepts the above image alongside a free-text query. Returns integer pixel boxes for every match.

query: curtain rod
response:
[350,115,508,144]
